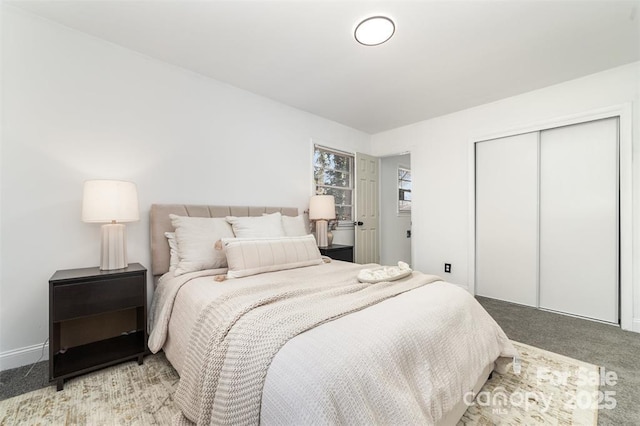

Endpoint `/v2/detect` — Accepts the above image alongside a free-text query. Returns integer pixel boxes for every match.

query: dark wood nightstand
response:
[49,263,147,391]
[319,244,354,262]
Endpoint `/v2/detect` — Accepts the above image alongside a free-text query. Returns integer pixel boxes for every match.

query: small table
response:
[49,263,147,391]
[319,244,354,262]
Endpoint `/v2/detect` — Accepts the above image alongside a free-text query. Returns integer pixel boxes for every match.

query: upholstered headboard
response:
[150,204,299,276]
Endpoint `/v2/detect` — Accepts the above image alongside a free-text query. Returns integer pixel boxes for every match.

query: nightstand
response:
[319,244,354,262]
[49,263,147,391]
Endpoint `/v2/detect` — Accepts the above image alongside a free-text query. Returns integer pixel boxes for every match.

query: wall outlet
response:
[444,263,451,273]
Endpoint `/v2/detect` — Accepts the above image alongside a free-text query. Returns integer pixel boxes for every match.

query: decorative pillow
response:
[170,214,235,276]
[226,212,286,238]
[263,212,308,236]
[222,235,323,278]
[164,232,179,273]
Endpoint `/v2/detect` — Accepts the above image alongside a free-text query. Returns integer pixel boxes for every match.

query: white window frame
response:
[313,144,354,225]
[398,165,412,215]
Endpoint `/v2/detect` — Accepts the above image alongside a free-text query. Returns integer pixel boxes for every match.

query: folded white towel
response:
[357,261,412,283]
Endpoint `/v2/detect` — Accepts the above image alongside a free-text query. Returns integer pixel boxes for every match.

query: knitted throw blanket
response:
[173,265,443,425]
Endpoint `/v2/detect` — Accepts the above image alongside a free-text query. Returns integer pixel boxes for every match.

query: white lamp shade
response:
[82,180,140,223]
[309,195,336,220]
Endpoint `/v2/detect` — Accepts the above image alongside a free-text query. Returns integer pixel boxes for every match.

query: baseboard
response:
[0,341,49,371]
[633,319,640,333]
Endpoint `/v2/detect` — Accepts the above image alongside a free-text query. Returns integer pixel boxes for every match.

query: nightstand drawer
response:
[319,244,354,263]
[53,276,144,321]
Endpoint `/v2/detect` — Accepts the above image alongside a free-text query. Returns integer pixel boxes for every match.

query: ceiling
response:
[8,0,640,134]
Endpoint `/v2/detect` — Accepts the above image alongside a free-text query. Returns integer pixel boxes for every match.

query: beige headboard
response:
[150,204,299,276]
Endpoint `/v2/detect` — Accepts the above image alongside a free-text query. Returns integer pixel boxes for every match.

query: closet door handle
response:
[354,221,364,226]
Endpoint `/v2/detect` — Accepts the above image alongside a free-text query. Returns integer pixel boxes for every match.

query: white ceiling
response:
[9,0,640,134]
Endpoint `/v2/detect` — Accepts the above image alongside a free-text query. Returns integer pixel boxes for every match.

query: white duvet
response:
[148,261,517,425]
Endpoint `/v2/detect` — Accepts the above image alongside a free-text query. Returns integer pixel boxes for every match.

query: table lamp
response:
[309,195,336,248]
[82,180,140,270]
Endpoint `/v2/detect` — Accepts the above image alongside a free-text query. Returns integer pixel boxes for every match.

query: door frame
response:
[378,151,412,266]
[467,103,633,331]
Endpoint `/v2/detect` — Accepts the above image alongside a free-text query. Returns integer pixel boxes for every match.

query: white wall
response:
[0,6,370,369]
[380,154,411,266]
[371,62,640,331]
[3,6,639,371]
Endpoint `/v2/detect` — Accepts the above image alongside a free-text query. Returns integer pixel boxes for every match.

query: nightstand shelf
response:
[319,244,354,263]
[49,263,147,391]
[53,332,145,378]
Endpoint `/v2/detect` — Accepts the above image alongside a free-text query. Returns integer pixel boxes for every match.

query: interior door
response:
[539,118,619,323]
[475,132,539,307]
[354,152,380,264]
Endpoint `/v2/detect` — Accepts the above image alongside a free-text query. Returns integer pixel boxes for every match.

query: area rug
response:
[0,342,598,425]
[459,342,599,425]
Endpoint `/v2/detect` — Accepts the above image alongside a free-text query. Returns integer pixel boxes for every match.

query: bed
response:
[147,204,517,425]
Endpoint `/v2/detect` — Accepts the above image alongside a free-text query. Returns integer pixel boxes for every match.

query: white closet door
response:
[476,132,539,306]
[539,118,618,323]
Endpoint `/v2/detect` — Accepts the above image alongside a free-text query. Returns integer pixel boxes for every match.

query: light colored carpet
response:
[0,342,598,425]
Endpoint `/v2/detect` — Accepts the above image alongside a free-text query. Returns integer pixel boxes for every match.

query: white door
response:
[355,152,380,264]
[539,118,619,323]
[475,132,539,307]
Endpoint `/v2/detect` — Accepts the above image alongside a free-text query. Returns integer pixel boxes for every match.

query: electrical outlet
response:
[444,263,451,273]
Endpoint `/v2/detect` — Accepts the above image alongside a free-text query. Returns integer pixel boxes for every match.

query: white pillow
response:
[170,214,235,276]
[263,212,308,237]
[164,231,179,273]
[226,212,285,238]
[222,235,322,278]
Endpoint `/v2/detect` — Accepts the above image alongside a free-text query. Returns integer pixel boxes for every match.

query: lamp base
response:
[100,223,128,270]
[315,220,329,248]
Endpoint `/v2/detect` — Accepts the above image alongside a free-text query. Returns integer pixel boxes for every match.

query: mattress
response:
[149,261,517,425]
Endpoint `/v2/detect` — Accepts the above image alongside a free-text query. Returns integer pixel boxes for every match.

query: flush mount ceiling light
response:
[354,16,395,46]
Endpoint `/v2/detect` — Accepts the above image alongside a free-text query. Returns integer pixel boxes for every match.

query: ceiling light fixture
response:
[354,16,395,46]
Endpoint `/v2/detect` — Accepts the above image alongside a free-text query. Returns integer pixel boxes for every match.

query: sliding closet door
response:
[539,118,618,323]
[476,132,538,306]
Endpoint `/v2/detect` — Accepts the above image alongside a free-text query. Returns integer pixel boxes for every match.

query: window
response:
[398,167,411,213]
[313,145,354,221]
